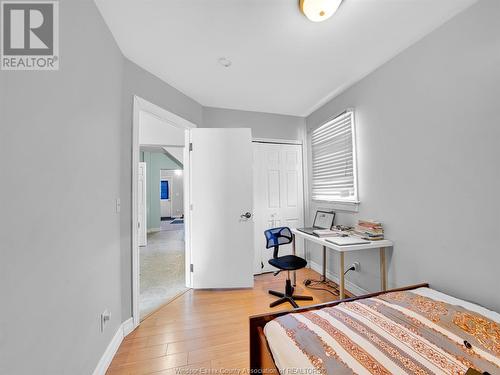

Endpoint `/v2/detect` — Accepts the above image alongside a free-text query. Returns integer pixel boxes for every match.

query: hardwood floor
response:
[107,268,348,375]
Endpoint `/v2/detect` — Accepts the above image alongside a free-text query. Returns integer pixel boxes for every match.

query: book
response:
[354,219,385,240]
[312,229,338,237]
[358,220,382,228]
[326,237,370,246]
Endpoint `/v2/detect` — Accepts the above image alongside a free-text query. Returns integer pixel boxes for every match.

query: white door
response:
[138,162,147,246]
[189,128,254,288]
[253,143,305,274]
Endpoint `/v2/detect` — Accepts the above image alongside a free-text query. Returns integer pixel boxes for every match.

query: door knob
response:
[240,212,252,219]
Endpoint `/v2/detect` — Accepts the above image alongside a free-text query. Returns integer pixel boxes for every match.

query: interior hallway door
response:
[189,128,254,288]
[253,142,305,274]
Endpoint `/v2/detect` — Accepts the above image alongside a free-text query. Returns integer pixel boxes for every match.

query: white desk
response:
[291,228,393,299]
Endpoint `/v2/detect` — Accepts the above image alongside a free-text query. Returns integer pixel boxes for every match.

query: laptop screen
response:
[313,211,335,229]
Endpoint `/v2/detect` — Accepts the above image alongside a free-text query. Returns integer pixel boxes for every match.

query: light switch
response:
[115,198,121,213]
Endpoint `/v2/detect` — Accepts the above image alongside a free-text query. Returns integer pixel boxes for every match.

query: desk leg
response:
[380,247,387,291]
[292,234,296,286]
[339,252,345,299]
[321,246,327,282]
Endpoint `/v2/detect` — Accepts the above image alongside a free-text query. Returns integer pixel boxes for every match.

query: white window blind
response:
[311,110,358,203]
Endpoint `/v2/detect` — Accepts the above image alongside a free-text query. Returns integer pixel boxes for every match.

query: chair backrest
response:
[264,227,293,258]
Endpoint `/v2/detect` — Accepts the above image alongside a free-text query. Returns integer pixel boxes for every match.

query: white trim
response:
[350,109,360,204]
[310,109,359,205]
[252,137,303,145]
[135,96,197,131]
[122,317,134,336]
[311,200,360,213]
[308,261,368,297]
[92,318,133,375]
[132,95,196,329]
[184,130,192,288]
[147,228,161,234]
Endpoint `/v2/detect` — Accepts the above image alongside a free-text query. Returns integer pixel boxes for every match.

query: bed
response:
[249,283,500,374]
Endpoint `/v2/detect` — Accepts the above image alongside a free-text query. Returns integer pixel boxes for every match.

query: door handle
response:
[240,212,252,219]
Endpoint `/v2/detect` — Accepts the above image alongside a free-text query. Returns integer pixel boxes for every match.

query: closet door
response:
[253,142,305,274]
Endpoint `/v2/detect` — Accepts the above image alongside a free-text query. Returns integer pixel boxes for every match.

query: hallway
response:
[140,229,188,319]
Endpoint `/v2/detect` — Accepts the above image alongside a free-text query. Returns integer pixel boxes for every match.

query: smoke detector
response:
[218,57,232,68]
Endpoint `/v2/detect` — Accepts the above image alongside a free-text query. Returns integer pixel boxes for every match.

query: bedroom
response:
[1,1,499,375]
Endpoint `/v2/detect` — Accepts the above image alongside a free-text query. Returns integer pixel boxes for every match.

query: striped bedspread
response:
[264,288,500,374]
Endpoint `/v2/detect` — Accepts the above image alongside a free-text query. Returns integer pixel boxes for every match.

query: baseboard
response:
[92,317,134,375]
[122,317,134,336]
[308,260,369,296]
[147,228,160,233]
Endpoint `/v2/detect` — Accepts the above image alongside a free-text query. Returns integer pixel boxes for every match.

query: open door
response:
[138,162,147,247]
[189,128,254,288]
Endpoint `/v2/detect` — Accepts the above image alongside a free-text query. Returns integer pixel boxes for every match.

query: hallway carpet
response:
[140,229,188,319]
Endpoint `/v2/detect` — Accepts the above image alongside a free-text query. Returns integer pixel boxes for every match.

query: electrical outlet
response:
[100,310,111,332]
[347,262,361,273]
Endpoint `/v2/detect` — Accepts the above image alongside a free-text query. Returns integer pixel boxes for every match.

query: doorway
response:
[139,146,187,319]
[132,96,196,326]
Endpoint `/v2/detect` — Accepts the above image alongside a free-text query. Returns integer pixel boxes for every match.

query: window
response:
[311,110,358,203]
[160,180,169,200]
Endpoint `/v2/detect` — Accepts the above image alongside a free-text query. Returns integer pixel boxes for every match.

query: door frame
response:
[138,162,147,246]
[251,136,309,274]
[132,95,196,328]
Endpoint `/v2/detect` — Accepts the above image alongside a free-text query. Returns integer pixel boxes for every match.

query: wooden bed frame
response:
[249,283,429,373]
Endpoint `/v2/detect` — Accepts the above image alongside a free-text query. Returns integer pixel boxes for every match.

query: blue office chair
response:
[264,227,313,308]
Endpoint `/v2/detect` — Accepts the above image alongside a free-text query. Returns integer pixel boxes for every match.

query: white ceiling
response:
[95,0,477,116]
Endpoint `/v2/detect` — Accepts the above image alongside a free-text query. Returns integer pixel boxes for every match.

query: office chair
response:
[264,227,313,308]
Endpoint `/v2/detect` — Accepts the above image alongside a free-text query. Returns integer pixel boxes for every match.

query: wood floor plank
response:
[107,268,344,374]
[166,330,244,355]
[187,338,248,364]
[109,353,188,375]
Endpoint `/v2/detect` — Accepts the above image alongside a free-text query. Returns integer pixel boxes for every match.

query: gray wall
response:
[0,1,124,374]
[203,106,305,141]
[306,0,500,312]
[120,60,203,320]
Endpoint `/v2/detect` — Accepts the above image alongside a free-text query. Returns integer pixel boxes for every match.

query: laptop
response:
[297,210,335,235]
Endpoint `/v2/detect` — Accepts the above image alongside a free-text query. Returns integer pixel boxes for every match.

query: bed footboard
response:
[249,283,429,373]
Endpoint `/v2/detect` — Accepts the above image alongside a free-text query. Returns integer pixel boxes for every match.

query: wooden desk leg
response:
[321,246,327,282]
[339,252,345,299]
[380,247,387,291]
[292,234,296,286]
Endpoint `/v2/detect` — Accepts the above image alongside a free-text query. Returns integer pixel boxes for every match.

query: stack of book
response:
[353,219,384,240]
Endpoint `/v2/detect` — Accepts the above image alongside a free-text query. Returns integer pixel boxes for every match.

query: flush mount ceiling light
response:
[218,57,232,68]
[300,0,342,22]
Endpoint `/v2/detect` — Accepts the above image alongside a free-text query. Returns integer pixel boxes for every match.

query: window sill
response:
[312,199,360,213]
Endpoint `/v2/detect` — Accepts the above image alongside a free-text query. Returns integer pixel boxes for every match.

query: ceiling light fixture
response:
[300,0,342,22]
[218,57,232,68]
